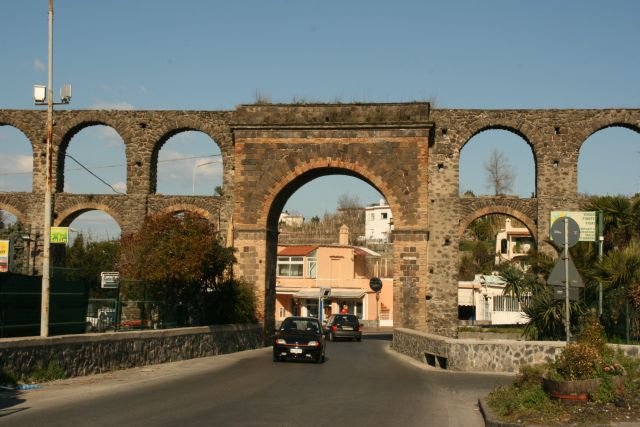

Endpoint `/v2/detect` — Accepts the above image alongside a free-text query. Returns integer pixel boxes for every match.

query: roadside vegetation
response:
[116,211,256,326]
[478,194,640,425]
[487,314,640,425]
[0,361,66,387]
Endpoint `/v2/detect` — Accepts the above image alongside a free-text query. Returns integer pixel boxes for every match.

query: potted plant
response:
[543,313,626,402]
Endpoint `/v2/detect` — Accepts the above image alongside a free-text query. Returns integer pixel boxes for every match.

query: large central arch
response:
[230,104,433,333]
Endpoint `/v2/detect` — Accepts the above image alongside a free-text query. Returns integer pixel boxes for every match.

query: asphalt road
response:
[0,333,512,426]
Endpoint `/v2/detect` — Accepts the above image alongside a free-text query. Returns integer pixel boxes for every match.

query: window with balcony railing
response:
[493,295,529,312]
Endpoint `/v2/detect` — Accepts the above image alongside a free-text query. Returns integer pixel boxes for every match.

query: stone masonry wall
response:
[1,106,639,337]
[0,324,263,378]
[393,328,640,373]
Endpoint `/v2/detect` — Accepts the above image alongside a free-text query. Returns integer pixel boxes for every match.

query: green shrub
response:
[30,361,66,382]
[515,364,547,388]
[488,368,556,419]
[577,312,609,355]
[553,342,602,380]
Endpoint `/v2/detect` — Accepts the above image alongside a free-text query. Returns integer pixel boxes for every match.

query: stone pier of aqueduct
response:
[1,103,638,336]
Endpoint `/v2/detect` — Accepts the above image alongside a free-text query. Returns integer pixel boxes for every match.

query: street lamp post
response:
[192,160,218,195]
[35,0,71,337]
[40,0,55,338]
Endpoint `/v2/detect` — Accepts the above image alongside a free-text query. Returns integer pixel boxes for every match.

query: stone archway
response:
[54,203,124,230]
[458,205,538,239]
[1,105,640,337]
[0,203,29,227]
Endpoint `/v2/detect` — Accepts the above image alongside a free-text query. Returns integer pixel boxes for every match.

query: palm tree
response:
[498,250,584,340]
[521,288,585,340]
[593,240,640,342]
[584,196,638,251]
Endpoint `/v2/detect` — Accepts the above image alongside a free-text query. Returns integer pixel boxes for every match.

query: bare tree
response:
[484,148,516,196]
[337,193,362,210]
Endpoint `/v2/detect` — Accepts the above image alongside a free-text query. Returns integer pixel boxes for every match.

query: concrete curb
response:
[478,398,544,427]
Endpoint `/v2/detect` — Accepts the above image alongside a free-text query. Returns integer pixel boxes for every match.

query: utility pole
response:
[36,0,71,337]
[598,211,604,316]
[564,218,570,343]
[40,0,55,337]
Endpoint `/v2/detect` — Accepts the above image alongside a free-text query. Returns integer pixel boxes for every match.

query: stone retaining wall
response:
[0,324,264,378]
[392,328,640,373]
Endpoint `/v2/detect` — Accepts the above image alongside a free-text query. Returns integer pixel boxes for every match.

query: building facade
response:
[365,199,393,242]
[274,227,393,326]
[458,274,528,325]
[494,218,535,269]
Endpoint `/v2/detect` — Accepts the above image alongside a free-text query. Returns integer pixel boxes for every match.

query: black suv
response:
[324,314,362,342]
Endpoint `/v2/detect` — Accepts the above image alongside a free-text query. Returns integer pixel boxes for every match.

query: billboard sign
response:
[51,227,69,244]
[0,240,9,273]
[549,211,597,242]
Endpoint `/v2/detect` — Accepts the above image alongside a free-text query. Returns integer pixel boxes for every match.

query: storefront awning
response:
[276,287,366,300]
[329,288,366,299]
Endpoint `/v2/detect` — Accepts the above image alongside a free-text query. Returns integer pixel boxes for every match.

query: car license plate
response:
[290,348,303,354]
[342,326,353,330]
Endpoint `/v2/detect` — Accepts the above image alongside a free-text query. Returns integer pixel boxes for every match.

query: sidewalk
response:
[362,326,393,335]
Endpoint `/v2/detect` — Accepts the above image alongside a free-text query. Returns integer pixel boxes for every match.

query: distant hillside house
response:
[279,211,304,227]
[365,199,393,242]
[275,225,393,327]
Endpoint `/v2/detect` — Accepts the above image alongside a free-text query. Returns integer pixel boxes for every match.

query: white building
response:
[279,211,304,227]
[365,199,393,242]
[458,273,529,325]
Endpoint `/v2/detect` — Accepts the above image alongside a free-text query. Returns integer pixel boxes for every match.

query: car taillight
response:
[275,338,286,344]
[308,340,320,347]
[332,325,337,332]
[357,324,362,332]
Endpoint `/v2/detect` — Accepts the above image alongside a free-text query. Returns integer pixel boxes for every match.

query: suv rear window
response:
[333,315,358,324]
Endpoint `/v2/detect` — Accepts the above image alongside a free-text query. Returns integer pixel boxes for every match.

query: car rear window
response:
[334,315,358,324]
[281,319,320,333]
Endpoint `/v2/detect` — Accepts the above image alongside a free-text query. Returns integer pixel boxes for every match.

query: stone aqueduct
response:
[1,103,639,336]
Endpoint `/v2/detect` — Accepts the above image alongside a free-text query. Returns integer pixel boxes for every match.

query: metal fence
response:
[0,272,87,338]
[85,298,192,332]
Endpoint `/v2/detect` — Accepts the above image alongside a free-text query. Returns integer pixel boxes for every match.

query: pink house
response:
[275,227,393,326]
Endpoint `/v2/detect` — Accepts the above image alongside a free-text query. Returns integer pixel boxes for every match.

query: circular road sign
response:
[369,277,383,292]
[550,216,580,248]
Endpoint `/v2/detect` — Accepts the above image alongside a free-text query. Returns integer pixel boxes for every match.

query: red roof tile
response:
[278,245,318,256]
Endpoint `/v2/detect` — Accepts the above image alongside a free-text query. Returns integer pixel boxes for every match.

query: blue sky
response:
[1,1,639,239]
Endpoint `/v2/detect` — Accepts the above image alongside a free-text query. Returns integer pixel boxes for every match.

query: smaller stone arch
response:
[156,204,219,227]
[458,205,538,240]
[0,124,36,193]
[56,120,128,194]
[151,127,225,195]
[458,121,535,150]
[0,113,43,154]
[579,121,640,149]
[456,124,539,198]
[0,203,29,227]
[54,203,124,231]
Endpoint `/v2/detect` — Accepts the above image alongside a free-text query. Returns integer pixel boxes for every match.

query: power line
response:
[65,154,125,195]
[0,154,222,177]
[64,153,222,194]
